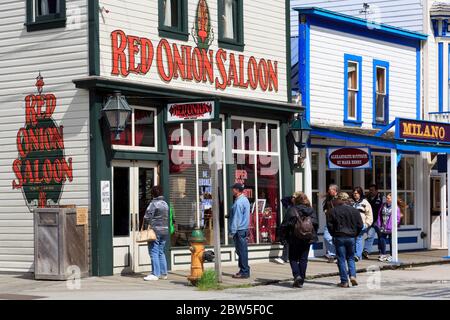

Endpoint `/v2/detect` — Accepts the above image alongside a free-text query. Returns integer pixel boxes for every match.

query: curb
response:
[244,259,450,288]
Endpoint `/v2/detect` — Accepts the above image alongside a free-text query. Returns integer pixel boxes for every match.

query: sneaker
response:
[386,255,393,263]
[354,256,360,262]
[362,251,370,259]
[378,255,387,262]
[350,277,358,286]
[232,273,250,279]
[293,276,304,288]
[274,258,285,265]
[144,274,159,281]
[160,274,168,280]
[337,282,349,288]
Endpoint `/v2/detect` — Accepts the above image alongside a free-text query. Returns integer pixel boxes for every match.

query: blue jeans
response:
[233,230,250,276]
[323,226,336,257]
[148,234,168,277]
[288,240,310,281]
[364,225,382,253]
[355,225,368,260]
[334,237,357,284]
[379,233,392,255]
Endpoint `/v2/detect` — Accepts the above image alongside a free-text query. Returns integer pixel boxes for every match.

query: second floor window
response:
[347,62,359,120]
[158,0,188,41]
[26,0,66,31]
[373,60,389,126]
[218,0,244,51]
[344,54,362,126]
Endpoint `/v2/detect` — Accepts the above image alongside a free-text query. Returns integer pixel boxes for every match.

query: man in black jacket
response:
[327,192,363,288]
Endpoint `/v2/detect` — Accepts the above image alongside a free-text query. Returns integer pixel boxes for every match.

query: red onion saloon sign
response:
[12,74,73,210]
[110,30,279,92]
[328,147,372,170]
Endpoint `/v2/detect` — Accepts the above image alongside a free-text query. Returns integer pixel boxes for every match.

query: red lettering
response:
[238,55,249,89]
[215,49,227,90]
[248,57,259,90]
[157,39,174,82]
[44,94,56,118]
[33,160,43,184]
[173,44,186,79]
[127,35,141,74]
[184,46,194,80]
[17,128,28,158]
[192,48,203,82]
[227,53,239,87]
[25,95,37,126]
[140,37,154,74]
[202,49,214,84]
[268,60,278,92]
[258,59,269,91]
[111,30,129,76]
[12,159,23,189]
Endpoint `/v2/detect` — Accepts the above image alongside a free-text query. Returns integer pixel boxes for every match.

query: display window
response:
[230,117,281,244]
[168,120,226,247]
[111,106,157,151]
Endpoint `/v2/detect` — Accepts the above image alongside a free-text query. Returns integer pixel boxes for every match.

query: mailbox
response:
[34,207,88,280]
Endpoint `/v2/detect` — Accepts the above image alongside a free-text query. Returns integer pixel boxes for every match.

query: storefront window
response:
[365,153,415,226]
[168,120,225,247]
[231,117,281,245]
[111,106,157,150]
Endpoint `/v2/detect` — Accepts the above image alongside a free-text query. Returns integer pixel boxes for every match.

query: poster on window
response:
[327,147,372,170]
[166,101,217,122]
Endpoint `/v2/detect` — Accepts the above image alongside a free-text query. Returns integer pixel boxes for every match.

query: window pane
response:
[231,119,242,150]
[386,156,391,190]
[244,121,255,151]
[167,123,181,146]
[375,156,384,190]
[134,109,155,147]
[311,152,319,190]
[198,153,225,245]
[401,192,415,225]
[164,0,179,28]
[347,62,358,90]
[377,68,386,94]
[347,91,357,119]
[113,167,130,237]
[340,170,353,191]
[257,155,280,244]
[221,0,236,39]
[232,154,256,244]
[364,165,373,190]
[256,122,267,152]
[111,114,132,146]
[405,157,415,190]
[376,94,385,120]
[182,122,194,147]
[398,158,405,190]
[169,150,197,247]
[36,0,60,16]
[268,123,279,153]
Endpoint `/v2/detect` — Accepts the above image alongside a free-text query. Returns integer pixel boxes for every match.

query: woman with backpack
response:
[280,192,319,288]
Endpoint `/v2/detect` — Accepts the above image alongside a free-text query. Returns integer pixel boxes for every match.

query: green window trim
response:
[25,0,66,32]
[218,0,244,52]
[158,0,189,41]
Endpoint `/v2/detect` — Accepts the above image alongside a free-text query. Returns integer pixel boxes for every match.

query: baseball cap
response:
[231,183,245,191]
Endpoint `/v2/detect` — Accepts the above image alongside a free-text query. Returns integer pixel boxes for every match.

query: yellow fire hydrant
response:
[187,229,206,285]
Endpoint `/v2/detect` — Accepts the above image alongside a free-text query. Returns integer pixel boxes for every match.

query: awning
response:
[312,123,450,154]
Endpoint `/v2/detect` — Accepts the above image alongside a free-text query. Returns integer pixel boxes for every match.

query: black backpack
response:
[293,209,314,241]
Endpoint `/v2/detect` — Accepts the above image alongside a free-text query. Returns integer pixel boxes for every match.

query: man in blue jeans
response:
[229,183,251,279]
[326,192,363,288]
[323,184,339,262]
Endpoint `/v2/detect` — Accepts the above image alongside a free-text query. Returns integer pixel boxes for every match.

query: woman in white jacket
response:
[352,187,373,262]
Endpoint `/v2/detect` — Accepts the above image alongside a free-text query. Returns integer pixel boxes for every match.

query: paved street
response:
[1,257,449,300]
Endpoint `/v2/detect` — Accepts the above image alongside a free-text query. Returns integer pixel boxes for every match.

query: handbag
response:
[136,222,157,243]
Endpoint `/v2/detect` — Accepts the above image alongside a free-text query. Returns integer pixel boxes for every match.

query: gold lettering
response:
[431,126,439,138]
[402,123,414,136]
[439,127,446,140]
[423,125,431,137]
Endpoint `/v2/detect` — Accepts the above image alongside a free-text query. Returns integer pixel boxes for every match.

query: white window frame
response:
[112,106,158,152]
[375,66,387,123]
[347,61,359,121]
[230,116,282,245]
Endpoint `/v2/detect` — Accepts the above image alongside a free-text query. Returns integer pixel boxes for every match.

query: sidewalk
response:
[0,250,449,299]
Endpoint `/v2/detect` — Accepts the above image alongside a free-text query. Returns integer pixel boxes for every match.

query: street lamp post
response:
[289,112,312,166]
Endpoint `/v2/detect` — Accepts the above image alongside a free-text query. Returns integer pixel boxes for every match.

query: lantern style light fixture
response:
[102,91,132,141]
[289,112,312,165]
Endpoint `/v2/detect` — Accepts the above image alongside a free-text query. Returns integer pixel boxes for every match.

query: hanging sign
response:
[328,147,372,170]
[395,118,450,144]
[166,100,217,122]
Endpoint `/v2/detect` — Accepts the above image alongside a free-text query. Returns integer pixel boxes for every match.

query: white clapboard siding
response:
[0,0,90,272]
[291,0,425,36]
[98,0,288,102]
[309,25,417,128]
